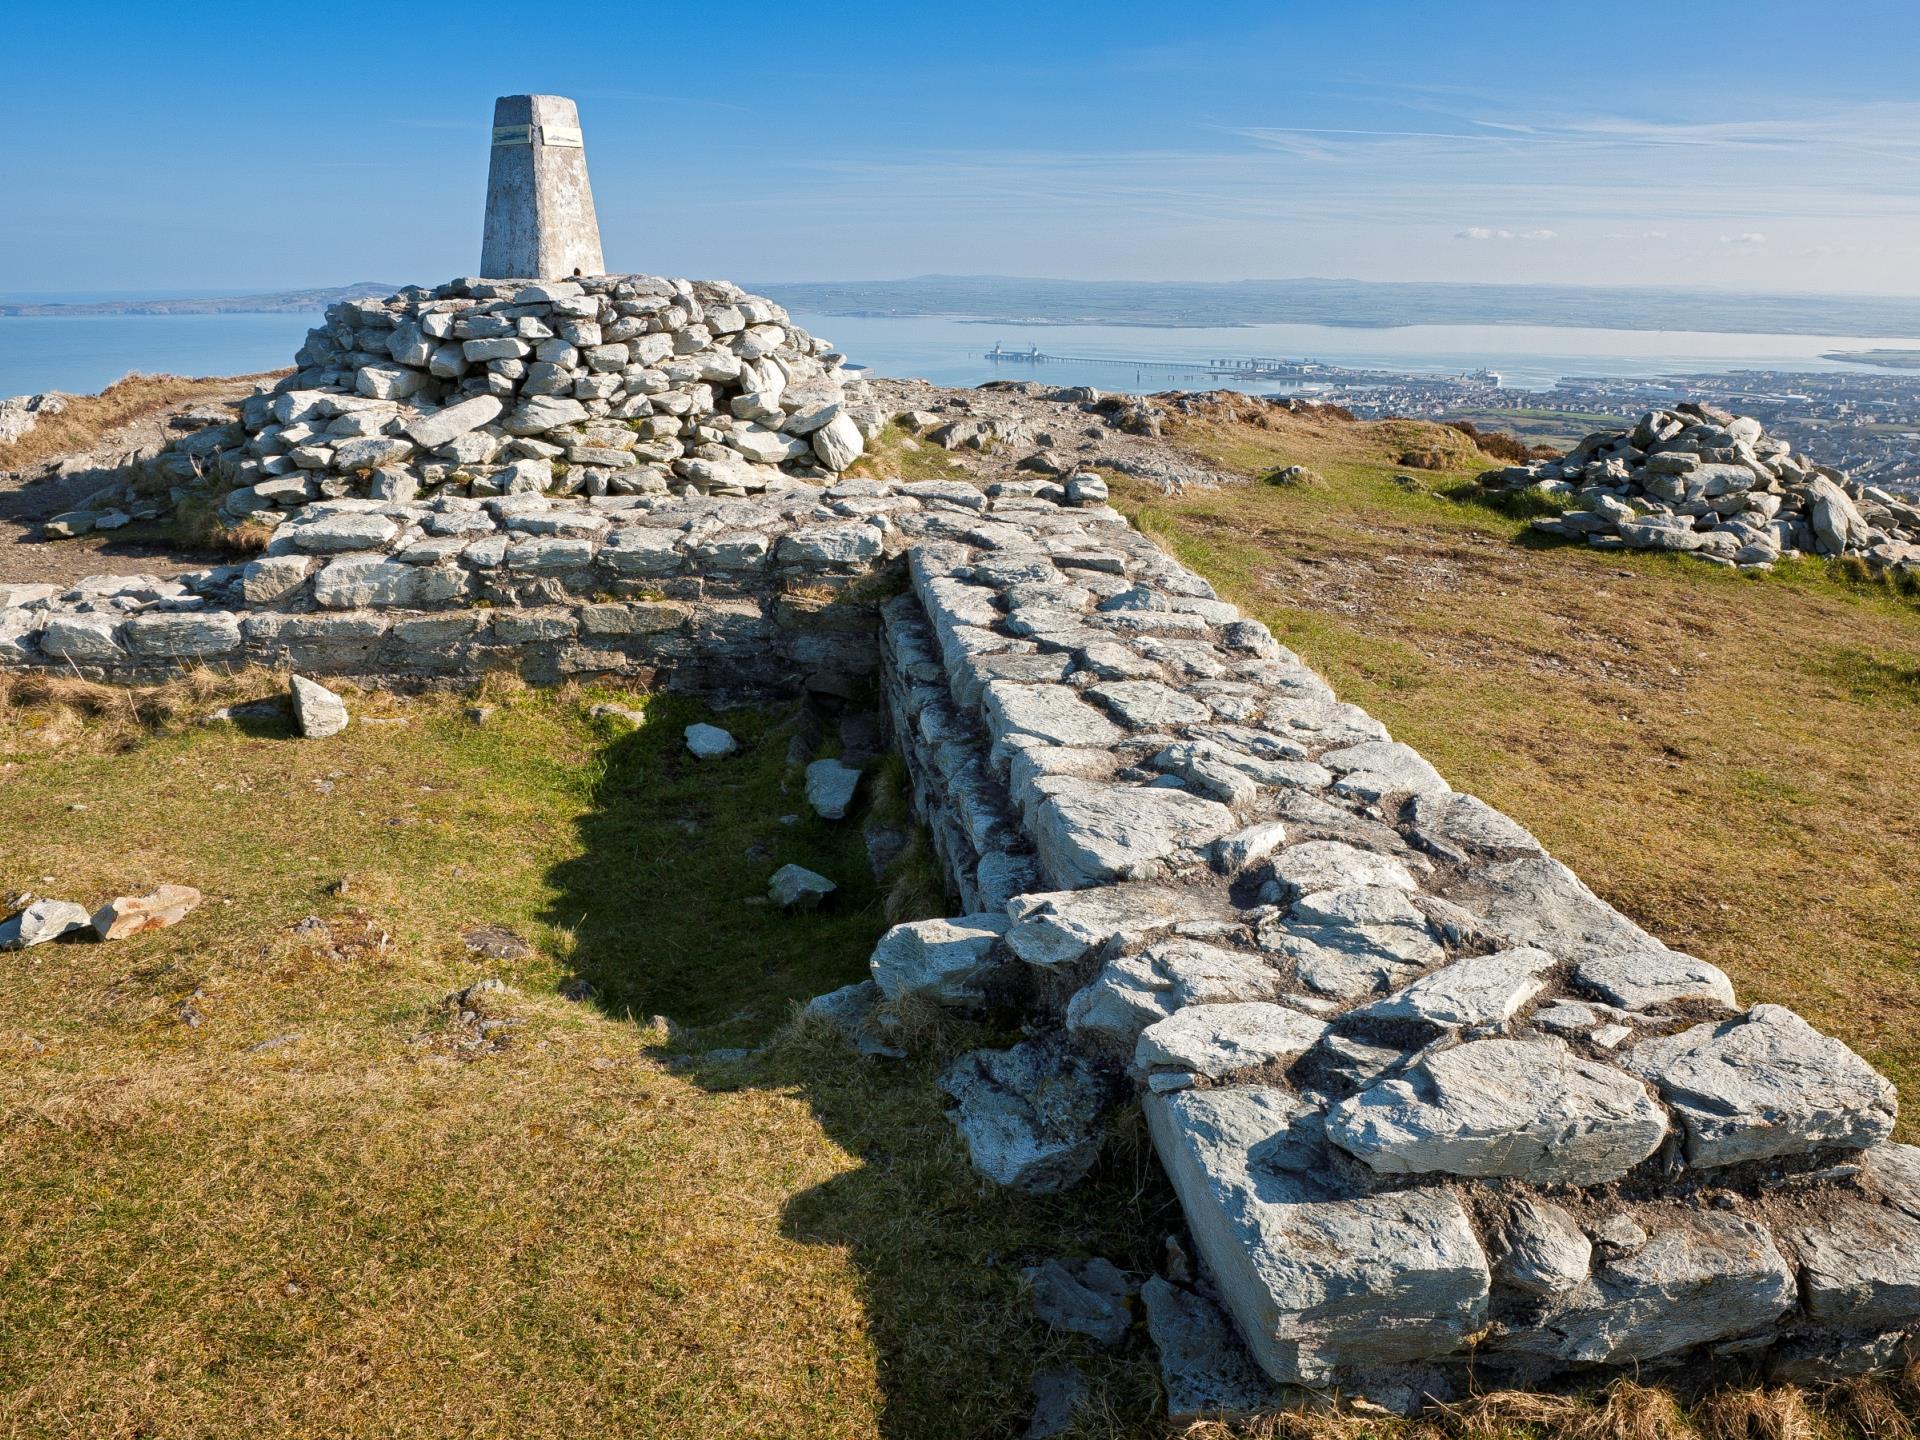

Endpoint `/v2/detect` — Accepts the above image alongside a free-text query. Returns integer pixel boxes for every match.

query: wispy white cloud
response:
[1458,227,1557,241]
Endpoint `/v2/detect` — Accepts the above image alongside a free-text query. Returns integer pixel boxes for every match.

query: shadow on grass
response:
[542,692,1178,1438]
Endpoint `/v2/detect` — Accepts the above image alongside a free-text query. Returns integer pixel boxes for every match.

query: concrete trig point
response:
[480,94,605,280]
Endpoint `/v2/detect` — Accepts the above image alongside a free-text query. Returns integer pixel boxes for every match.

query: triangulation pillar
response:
[479,94,605,280]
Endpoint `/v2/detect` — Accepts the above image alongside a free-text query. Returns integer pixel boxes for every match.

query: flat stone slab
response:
[1134,1001,1330,1080]
[1004,885,1223,969]
[1354,947,1556,1030]
[1025,776,1234,888]
[1625,1003,1896,1168]
[1574,949,1736,1011]
[1067,940,1280,1051]
[1326,1037,1669,1184]
[1492,1213,1796,1365]
[1268,840,1418,900]
[1145,1085,1489,1385]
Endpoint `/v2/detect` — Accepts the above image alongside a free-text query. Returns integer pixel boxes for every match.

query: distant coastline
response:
[1823,347,1920,369]
[0,283,398,318]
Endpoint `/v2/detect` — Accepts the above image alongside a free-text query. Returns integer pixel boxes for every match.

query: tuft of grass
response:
[0,371,281,474]
[845,422,980,483]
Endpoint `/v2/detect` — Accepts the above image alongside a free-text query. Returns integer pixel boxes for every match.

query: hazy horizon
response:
[8,1,1920,297]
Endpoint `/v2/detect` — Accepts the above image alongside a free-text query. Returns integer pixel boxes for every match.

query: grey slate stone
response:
[1145,1085,1490,1385]
[1025,1257,1132,1347]
[1353,947,1556,1030]
[1134,1001,1330,1080]
[1141,1276,1292,1422]
[1574,949,1737,1011]
[803,757,861,821]
[289,674,349,739]
[0,899,94,951]
[938,1039,1112,1194]
[869,913,1009,1007]
[1624,1004,1897,1167]
[1326,1038,1668,1184]
[1494,1214,1796,1365]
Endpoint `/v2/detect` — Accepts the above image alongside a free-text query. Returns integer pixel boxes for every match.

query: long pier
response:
[983,345,1316,380]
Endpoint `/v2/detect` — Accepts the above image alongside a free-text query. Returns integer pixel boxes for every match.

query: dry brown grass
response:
[0,370,282,474]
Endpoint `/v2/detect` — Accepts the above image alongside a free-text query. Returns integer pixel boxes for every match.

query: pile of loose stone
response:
[1480,402,1920,573]
[5,288,1917,1422]
[71,275,888,539]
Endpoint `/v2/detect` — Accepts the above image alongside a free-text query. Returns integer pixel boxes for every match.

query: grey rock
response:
[1067,939,1279,1051]
[1005,885,1221,969]
[769,864,835,910]
[1269,840,1417,900]
[1141,1276,1291,1422]
[1495,1214,1795,1365]
[1134,1001,1330,1080]
[869,912,1009,1007]
[938,1039,1112,1194]
[0,899,93,951]
[288,674,349,739]
[1625,1004,1897,1167]
[803,757,861,820]
[684,722,737,759]
[1145,1085,1489,1385]
[1574,949,1737,1011]
[404,394,506,449]
[1024,777,1234,888]
[1493,1197,1592,1297]
[1327,1038,1668,1184]
[1354,947,1556,1030]
[1439,858,1658,963]
[802,979,904,1059]
[1025,1257,1132,1347]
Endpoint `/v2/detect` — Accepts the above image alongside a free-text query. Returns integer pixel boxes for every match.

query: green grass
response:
[0,676,1176,1439]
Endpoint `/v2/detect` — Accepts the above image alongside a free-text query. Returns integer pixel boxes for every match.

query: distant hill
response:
[758,274,1920,338]
[0,283,401,318]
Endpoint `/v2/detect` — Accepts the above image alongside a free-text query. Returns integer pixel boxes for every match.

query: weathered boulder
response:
[91,884,203,941]
[289,674,349,738]
[1145,1085,1490,1384]
[803,757,861,820]
[769,864,835,910]
[1326,1038,1669,1184]
[869,913,1009,1007]
[938,1039,1114,1194]
[0,899,93,950]
[1624,1004,1897,1167]
[684,722,737,759]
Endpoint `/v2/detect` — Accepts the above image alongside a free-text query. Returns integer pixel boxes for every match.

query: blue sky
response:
[6,0,1920,295]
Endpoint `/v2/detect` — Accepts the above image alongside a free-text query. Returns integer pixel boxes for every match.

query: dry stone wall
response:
[5,282,1916,1417]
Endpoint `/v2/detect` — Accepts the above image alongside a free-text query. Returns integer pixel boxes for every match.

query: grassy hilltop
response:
[1,401,1917,1438]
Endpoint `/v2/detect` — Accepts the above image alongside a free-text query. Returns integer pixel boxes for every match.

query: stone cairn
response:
[4,96,1916,1422]
[1481,402,1920,574]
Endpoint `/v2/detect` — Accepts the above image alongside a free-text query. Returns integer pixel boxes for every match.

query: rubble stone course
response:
[4,281,1914,1416]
